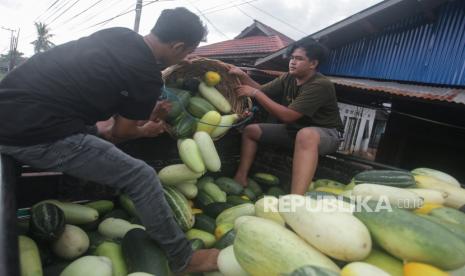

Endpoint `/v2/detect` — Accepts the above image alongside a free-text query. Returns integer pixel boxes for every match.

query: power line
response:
[202,0,259,15]
[80,4,135,31]
[48,0,81,25]
[235,5,254,20]
[0,26,15,32]
[41,0,75,23]
[185,0,230,39]
[79,0,163,32]
[246,2,307,35]
[201,0,247,13]
[55,0,107,27]
[0,46,9,53]
[34,0,61,22]
[67,0,125,31]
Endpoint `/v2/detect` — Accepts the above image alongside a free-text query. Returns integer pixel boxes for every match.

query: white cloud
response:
[0,0,382,57]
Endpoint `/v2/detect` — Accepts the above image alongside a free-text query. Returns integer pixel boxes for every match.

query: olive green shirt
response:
[261,72,343,131]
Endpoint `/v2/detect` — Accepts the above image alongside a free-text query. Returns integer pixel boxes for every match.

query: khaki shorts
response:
[258,123,342,155]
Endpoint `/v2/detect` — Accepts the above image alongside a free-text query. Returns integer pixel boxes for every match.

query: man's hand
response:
[150,100,172,121]
[140,120,166,137]
[240,109,252,119]
[184,55,199,64]
[228,65,247,79]
[235,85,258,98]
[228,66,262,89]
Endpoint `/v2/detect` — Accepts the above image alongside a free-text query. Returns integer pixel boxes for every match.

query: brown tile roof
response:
[235,20,294,45]
[194,35,289,57]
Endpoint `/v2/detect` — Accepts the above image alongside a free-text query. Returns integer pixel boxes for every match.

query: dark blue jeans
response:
[0,133,192,272]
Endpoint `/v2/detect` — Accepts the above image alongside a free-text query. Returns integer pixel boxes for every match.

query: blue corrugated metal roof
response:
[320,0,465,86]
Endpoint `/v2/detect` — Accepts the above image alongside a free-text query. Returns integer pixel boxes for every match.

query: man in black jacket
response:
[0,7,218,273]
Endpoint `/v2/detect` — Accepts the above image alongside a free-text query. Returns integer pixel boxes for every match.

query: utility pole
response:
[134,0,143,33]
[0,26,16,71]
[9,29,20,71]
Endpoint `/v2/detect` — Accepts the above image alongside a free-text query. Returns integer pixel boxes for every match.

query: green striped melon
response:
[188,96,218,118]
[163,186,195,231]
[30,202,66,241]
[286,265,339,276]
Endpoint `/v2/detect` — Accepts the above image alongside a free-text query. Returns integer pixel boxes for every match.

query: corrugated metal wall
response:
[320,0,465,86]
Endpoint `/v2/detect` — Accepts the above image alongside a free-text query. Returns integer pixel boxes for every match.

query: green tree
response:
[30,22,55,53]
[0,49,27,71]
[0,50,25,62]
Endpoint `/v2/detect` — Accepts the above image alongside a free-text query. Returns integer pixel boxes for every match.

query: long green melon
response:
[178,138,205,173]
[84,200,114,216]
[158,164,203,186]
[95,241,128,276]
[122,228,169,276]
[194,131,221,172]
[35,200,99,225]
[193,214,216,234]
[215,177,243,195]
[210,114,239,139]
[353,170,415,187]
[411,167,460,187]
[354,202,465,270]
[198,82,231,113]
[362,249,403,276]
[19,235,43,276]
[216,203,255,225]
[233,216,340,275]
[60,256,112,276]
[253,173,280,186]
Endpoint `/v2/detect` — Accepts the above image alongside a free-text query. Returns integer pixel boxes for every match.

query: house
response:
[193,20,294,67]
[255,0,465,182]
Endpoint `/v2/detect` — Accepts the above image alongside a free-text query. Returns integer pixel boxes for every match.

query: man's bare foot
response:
[234,174,248,187]
[182,249,220,274]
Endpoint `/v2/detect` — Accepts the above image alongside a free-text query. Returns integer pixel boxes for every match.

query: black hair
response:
[287,39,329,67]
[151,7,208,47]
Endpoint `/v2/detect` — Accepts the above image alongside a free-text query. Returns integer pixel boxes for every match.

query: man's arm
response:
[98,116,165,143]
[96,100,171,143]
[236,85,303,124]
[228,66,261,89]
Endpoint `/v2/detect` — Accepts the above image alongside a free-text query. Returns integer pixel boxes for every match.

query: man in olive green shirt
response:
[230,40,343,195]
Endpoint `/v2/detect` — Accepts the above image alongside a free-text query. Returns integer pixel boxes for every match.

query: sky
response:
[0,0,383,57]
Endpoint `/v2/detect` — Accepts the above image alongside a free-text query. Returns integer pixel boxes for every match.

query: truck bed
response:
[0,130,405,275]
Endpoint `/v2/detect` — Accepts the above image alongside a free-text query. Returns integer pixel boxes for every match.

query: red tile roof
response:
[235,20,294,45]
[194,35,290,57]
